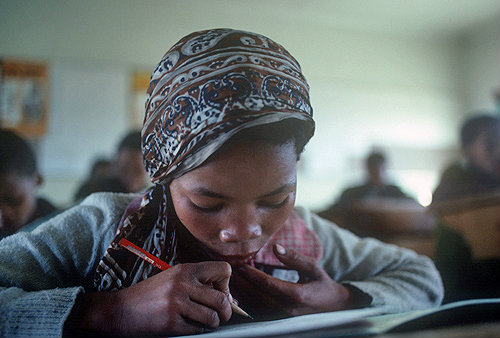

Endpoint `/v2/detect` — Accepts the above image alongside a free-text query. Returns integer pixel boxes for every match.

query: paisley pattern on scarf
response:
[94,28,316,292]
[143,28,312,183]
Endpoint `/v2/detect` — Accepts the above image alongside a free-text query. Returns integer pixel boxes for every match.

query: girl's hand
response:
[235,244,353,317]
[67,261,233,337]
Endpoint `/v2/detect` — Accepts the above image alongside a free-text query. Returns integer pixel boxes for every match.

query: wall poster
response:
[0,59,49,136]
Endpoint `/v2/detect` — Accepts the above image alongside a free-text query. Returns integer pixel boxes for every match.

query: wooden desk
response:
[323,198,437,257]
[430,192,500,259]
[349,199,435,236]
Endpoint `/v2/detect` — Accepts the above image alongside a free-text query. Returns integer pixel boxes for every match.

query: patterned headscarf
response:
[94,28,315,291]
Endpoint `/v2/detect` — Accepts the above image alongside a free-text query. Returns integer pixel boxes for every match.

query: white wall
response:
[459,17,500,115]
[295,29,463,209]
[35,61,131,202]
[1,0,498,209]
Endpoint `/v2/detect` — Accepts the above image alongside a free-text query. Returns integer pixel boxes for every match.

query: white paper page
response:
[177,307,383,338]
[366,297,500,334]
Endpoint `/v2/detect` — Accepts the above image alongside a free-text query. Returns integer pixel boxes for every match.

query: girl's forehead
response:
[173,142,297,192]
[202,141,297,170]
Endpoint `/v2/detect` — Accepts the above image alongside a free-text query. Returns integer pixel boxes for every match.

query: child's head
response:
[140,28,315,261]
[139,29,314,256]
[0,130,42,235]
[95,29,316,288]
[460,114,500,177]
[88,157,113,180]
[113,130,149,193]
[365,151,388,186]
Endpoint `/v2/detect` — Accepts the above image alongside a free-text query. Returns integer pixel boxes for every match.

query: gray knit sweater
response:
[0,192,443,337]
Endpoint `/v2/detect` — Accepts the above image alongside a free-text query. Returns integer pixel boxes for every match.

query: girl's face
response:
[169,141,297,265]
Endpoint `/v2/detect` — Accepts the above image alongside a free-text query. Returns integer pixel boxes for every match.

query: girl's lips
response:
[218,252,258,265]
[198,240,259,265]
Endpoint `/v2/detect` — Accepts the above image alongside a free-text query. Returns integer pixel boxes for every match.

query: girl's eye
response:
[260,196,290,209]
[190,201,223,213]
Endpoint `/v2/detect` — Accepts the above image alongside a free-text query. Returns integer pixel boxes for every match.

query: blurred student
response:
[432,114,500,202]
[0,129,59,239]
[73,157,113,199]
[88,157,113,180]
[73,130,149,201]
[318,151,413,229]
[431,114,500,303]
[336,151,410,209]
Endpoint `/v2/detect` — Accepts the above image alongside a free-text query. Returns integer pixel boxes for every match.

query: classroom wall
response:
[296,29,463,209]
[459,17,500,115]
[1,0,499,209]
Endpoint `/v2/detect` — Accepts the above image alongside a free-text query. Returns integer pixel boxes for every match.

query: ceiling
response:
[1,0,498,65]
[253,0,500,39]
[2,1,499,43]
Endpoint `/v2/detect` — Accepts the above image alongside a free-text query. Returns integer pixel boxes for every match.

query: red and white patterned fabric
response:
[255,211,323,266]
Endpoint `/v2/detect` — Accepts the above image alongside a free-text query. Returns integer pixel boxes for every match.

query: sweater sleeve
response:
[0,192,133,337]
[294,206,444,313]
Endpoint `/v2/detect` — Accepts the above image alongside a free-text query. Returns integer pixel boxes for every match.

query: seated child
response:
[0,129,59,239]
[0,29,443,337]
[432,114,500,303]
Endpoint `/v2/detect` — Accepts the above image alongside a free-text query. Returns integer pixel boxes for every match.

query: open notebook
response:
[176,298,500,338]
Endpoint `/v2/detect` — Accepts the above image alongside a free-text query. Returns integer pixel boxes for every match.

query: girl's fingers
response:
[230,273,291,318]
[179,297,226,329]
[272,244,324,279]
[192,261,233,296]
[236,265,300,302]
[188,283,232,322]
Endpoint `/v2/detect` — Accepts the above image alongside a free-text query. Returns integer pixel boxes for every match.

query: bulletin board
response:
[0,59,49,136]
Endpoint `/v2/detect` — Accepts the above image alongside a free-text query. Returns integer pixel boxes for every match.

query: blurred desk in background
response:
[321,198,436,257]
[430,192,500,303]
[430,192,500,260]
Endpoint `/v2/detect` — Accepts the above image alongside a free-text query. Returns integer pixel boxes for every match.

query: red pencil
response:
[119,238,171,270]
[118,238,253,319]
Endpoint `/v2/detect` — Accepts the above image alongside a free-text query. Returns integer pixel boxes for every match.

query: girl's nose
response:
[219,223,262,242]
[219,206,263,242]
